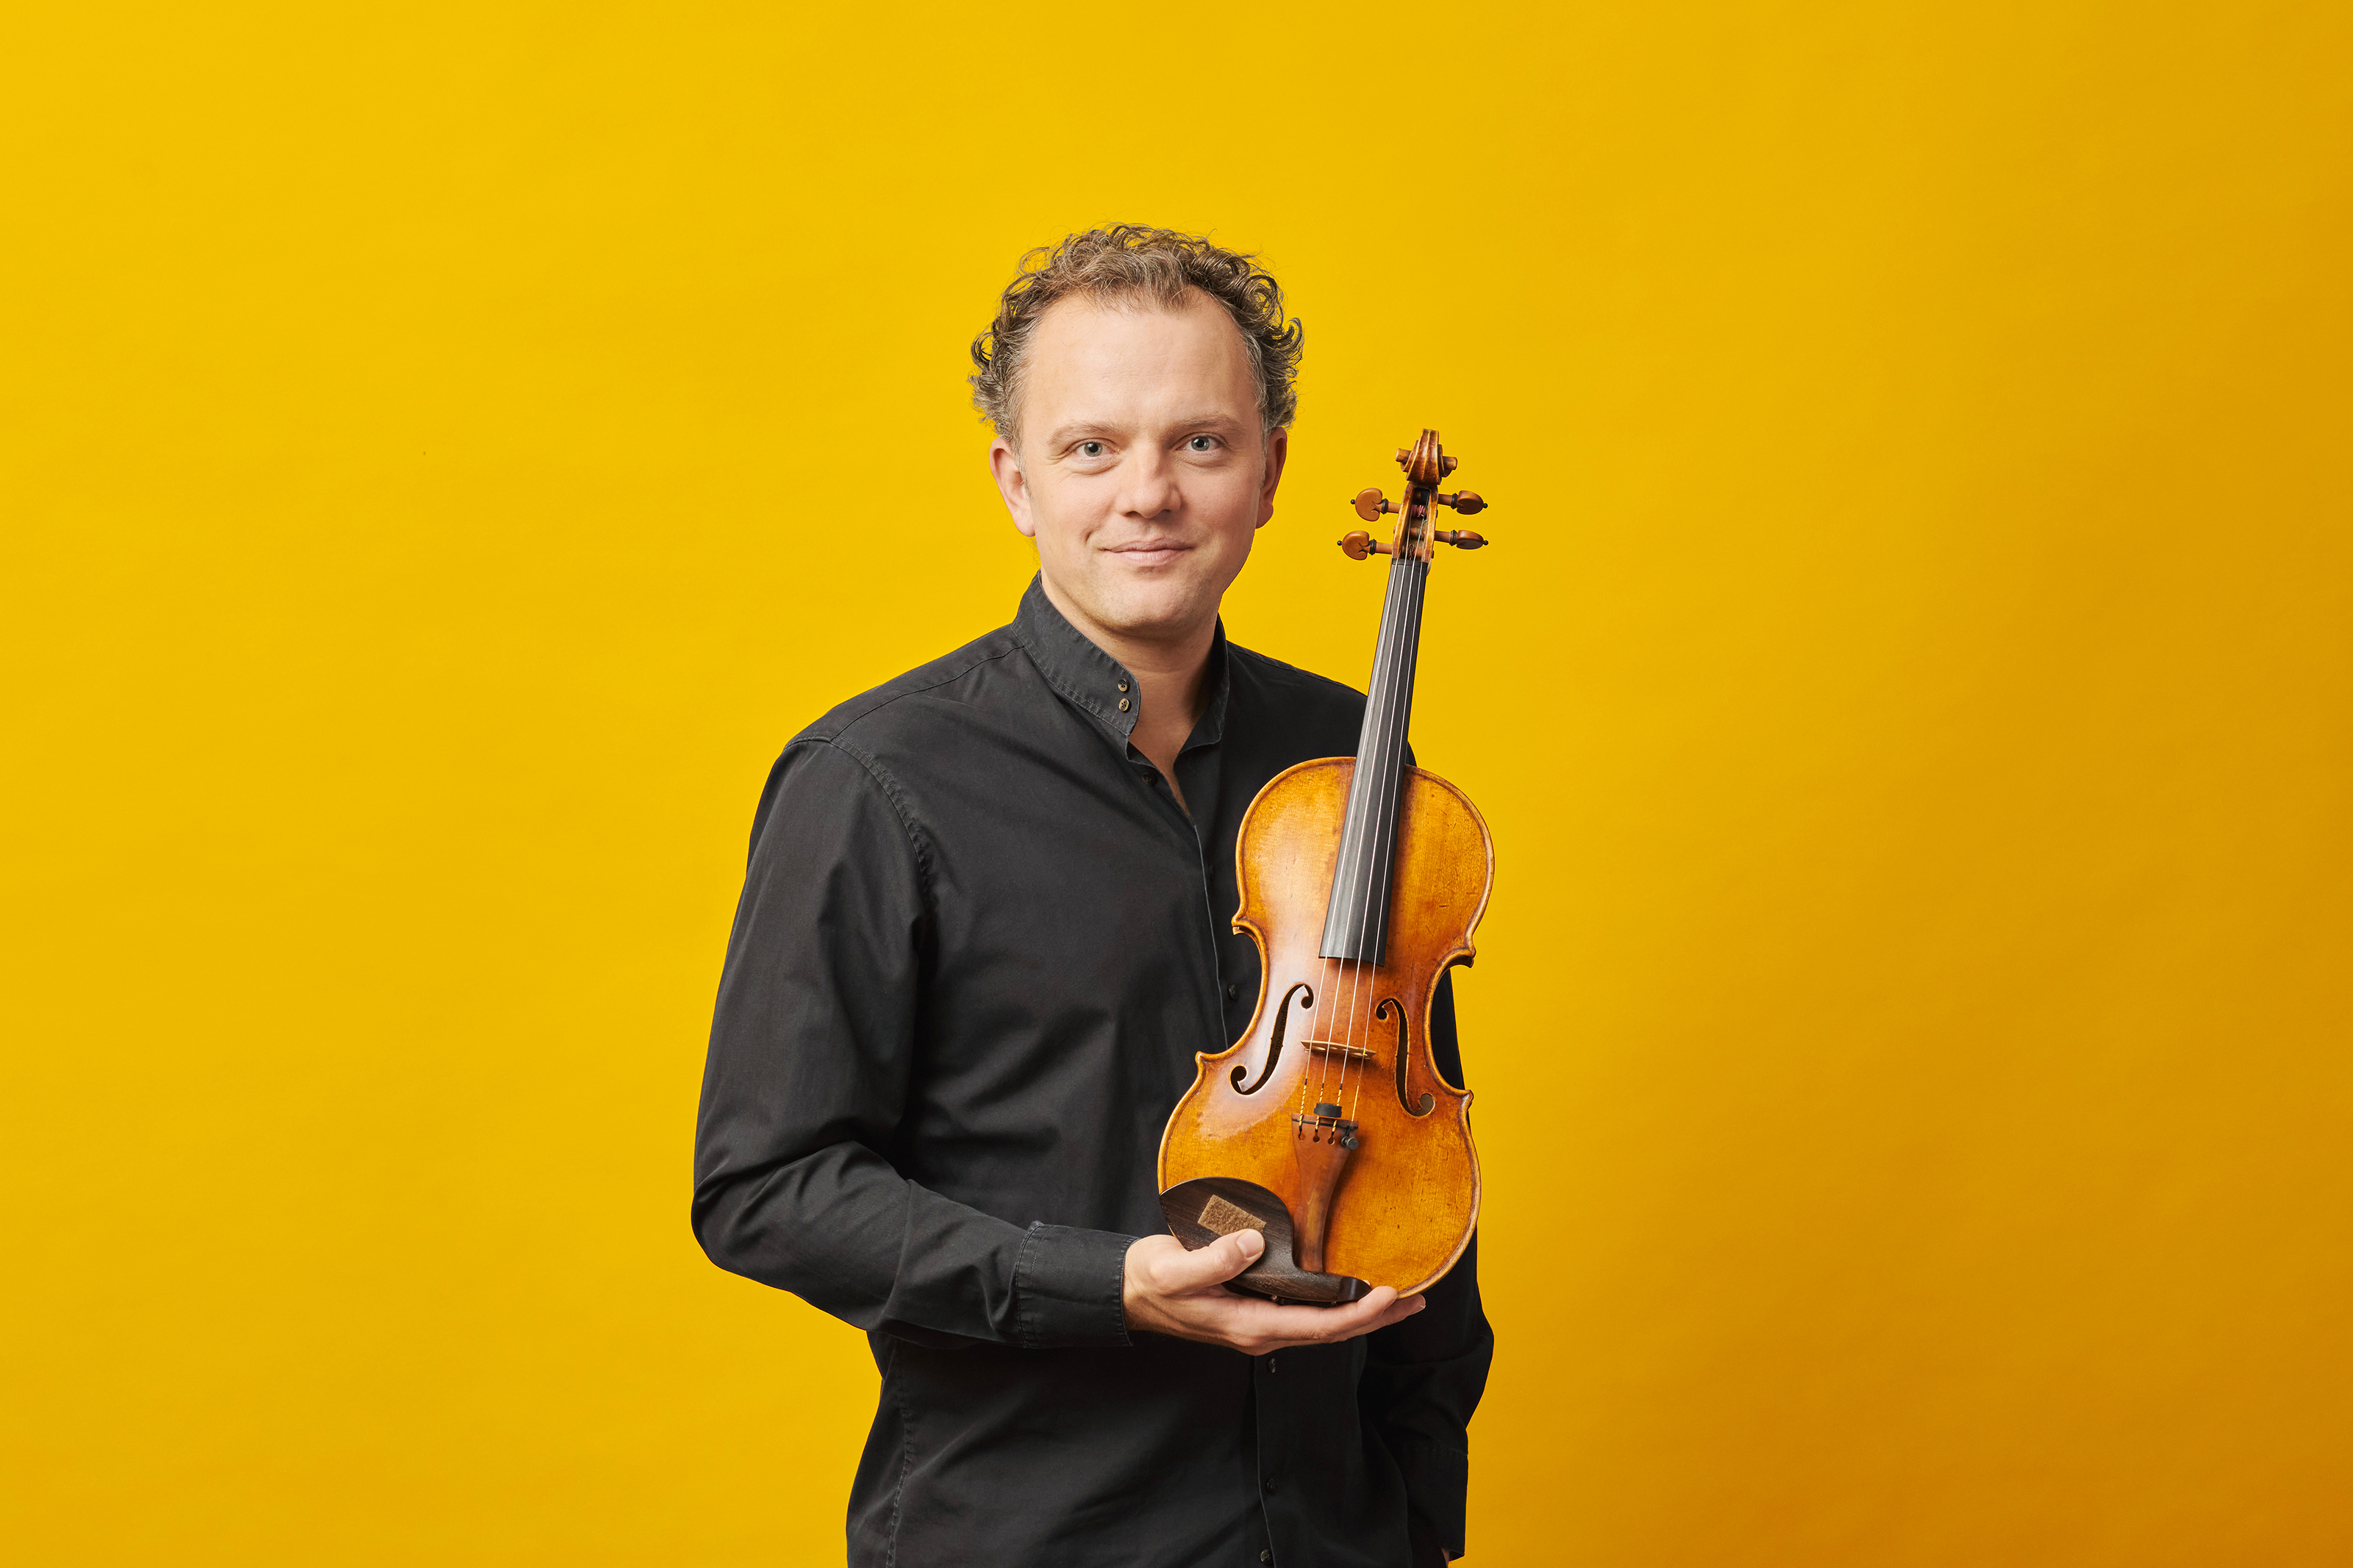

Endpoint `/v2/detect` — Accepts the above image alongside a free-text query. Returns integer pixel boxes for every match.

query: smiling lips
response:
[1106,541,1194,568]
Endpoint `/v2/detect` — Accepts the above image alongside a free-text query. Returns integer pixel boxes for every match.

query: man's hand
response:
[1122,1231,1424,1353]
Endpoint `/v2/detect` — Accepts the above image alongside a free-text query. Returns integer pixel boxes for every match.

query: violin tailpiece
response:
[1287,1107,1360,1273]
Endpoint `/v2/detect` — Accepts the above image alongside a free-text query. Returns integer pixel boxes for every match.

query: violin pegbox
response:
[1338,429,1492,560]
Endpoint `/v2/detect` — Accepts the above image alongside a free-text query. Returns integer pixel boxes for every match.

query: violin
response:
[1157,430,1493,1303]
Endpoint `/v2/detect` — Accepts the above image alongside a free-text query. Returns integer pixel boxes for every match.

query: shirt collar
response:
[1013,574,1229,751]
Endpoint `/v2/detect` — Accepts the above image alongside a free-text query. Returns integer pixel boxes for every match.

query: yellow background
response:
[6,1,2349,1562]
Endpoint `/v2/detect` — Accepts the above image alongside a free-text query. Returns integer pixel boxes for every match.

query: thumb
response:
[1177,1227,1265,1286]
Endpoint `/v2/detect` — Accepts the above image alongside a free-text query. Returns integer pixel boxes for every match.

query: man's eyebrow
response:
[1038,421,1120,447]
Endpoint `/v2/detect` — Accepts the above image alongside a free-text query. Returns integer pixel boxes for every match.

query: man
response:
[694,226,1491,1567]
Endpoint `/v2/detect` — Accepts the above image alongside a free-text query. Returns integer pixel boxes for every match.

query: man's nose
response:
[1117,447,1179,520]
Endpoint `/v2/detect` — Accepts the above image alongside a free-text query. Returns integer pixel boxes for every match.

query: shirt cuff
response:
[1013,1222,1134,1349]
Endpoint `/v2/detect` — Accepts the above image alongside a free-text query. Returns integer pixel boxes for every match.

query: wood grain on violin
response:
[1157,429,1494,1302]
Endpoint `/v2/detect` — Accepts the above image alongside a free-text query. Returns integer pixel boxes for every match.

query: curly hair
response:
[969,225,1303,443]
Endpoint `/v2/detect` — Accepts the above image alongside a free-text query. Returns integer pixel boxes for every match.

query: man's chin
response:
[1068,575,1221,645]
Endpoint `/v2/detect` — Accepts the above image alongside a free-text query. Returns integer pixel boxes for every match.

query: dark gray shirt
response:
[694,578,1491,1568]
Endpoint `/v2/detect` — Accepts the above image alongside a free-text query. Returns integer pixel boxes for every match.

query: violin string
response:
[1307,558,1384,1124]
[1338,533,1398,1116]
[1318,527,1403,1122]
[1297,443,1438,1181]
[1306,570,1377,1128]
[1349,506,1424,1128]
[1340,505,1412,1114]
[1340,463,1428,1128]
[1333,487,1398,1121]
[1378,551,1429,1125]
[1313,499,1399,1127]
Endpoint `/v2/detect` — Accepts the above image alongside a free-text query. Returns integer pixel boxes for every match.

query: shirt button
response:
[1118,680,1130,692]
[1260,1553,1274,1565]
[1262,1476,1277,1494]
[1118,697,1131,712]
[1226,983,1240,1001]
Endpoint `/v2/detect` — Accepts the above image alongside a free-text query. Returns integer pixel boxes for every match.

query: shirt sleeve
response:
[1361,972,1495,1562]
[692,739,1133,1350]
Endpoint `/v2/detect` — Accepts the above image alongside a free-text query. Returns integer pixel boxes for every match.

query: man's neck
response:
[1038,574,1214,805]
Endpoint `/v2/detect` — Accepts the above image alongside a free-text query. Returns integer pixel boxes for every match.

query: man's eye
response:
[1188,436,1218,452]
[1076,440,1106,458]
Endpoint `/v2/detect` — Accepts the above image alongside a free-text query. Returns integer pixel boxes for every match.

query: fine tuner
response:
[1338,445,1491,560]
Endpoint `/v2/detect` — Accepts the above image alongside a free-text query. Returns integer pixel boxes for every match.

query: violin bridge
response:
[1302,1039,1377,1065]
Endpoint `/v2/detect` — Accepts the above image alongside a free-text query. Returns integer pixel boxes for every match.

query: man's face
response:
[990,290,1286,650]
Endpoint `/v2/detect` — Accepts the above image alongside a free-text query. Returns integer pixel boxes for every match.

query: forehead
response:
[1021,290,1256,429]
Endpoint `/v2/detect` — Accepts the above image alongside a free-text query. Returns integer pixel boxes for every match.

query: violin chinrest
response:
[1157,1176,1371,1306]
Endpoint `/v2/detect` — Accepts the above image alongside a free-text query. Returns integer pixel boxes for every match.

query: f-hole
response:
[1233,982,1313,1095]
[1379,998,1435,1115]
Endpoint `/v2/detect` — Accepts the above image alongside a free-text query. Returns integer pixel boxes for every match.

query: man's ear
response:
[989,436,1037,537]
[1255,426,1290,530]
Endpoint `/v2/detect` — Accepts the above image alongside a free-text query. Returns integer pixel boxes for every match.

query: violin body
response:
[1154,426,1498,1302]
[1158,756,1490,1296]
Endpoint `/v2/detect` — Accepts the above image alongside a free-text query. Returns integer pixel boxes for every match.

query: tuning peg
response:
[1435,490,1486,515]
[1395,448,1411,468]
[1338,530,1394,560]
[1351,487,1399,522]
[1440,456,1460,476]
[1432,529,1489,549]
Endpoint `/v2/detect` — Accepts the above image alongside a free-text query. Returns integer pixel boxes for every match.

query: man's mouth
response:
[1107,541,1193,566]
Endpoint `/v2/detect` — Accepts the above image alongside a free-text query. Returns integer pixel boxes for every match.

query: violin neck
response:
[1319,548,1429,962]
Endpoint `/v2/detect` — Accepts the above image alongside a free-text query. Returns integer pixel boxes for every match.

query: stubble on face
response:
[989,291,1286,666]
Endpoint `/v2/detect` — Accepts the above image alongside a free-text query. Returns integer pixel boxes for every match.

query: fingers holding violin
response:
[1124,1235,1426,1353]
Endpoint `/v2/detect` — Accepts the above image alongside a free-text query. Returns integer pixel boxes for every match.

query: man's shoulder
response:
[786,622,1030,754]
[1226,639,1366,720]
